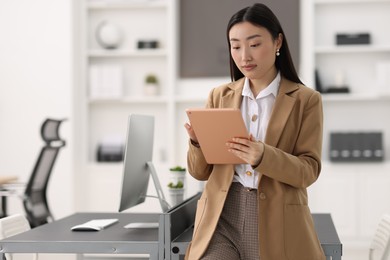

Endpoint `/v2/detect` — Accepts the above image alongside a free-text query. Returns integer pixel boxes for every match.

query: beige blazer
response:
[186,77,326,260]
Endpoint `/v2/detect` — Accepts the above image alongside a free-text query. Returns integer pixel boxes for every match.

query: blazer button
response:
[259,192,266,200]
[246,171,252,176]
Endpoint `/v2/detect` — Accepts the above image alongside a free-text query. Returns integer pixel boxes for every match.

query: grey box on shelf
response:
[137,40,159,49]
[336,33,370,45]
[329,132,384,162]
[97,144,124,162]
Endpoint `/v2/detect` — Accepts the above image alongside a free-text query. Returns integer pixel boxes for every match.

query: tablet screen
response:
[186,108,249,164]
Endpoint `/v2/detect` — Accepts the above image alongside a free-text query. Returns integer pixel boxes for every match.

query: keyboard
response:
[71,218,119,231]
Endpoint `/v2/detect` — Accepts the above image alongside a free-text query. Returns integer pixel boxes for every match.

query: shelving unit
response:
[314,0,390,96]
[74,0,205,213]
[73,0,180,213]
[86,3,171,156]
[305,0,390,247]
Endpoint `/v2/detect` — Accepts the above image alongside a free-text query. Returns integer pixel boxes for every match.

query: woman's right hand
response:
[184,123,198,144]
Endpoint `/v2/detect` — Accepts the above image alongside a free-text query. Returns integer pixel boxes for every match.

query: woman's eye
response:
[231,46,240,50]
[250,43,260,48]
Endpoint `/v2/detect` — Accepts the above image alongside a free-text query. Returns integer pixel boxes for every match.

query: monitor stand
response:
[124,162,171,229]
[123,162,170,229]
[146,161,171,213]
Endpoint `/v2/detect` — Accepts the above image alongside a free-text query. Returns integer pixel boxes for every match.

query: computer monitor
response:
[118,114,169,213]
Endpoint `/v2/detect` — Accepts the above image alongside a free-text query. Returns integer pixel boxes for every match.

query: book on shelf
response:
[89,64,123,99]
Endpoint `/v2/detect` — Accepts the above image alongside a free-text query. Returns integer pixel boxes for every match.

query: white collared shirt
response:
[233,72,281,189]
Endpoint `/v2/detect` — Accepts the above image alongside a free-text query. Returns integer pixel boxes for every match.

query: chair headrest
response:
[41,118,67,145]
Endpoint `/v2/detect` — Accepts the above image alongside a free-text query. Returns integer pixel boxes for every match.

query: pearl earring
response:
[276,49,280,56]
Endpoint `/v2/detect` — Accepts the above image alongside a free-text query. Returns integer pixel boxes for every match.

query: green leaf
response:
[167,180,184,189]
[169,166,186,171]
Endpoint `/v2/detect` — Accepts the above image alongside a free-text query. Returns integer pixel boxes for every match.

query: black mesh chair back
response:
[23,118,66,228]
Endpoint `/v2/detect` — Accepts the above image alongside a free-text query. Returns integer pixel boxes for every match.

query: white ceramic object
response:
[95,21,123,49]
[144,83,159,96]
[168,188,184,205]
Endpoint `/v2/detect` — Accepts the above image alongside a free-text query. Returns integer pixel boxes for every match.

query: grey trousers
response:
[201,182,259,260]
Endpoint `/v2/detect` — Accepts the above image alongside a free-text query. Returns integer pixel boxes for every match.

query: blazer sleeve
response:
[255,91,323,188]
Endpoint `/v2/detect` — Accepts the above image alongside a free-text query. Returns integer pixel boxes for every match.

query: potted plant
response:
[167,180,184,189]
[167,166,186,205]
[144,73,159,96]
[169,166,186,185]
[169,166,186,171]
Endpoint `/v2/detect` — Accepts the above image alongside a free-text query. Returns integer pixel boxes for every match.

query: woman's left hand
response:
[226,135,264,167]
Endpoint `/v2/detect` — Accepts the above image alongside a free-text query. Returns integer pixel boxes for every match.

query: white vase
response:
[169,170,186,189]
[168,188,184,205]
[144,83,158,96]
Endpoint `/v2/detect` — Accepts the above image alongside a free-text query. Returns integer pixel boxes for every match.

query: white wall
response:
[0,0,74,219]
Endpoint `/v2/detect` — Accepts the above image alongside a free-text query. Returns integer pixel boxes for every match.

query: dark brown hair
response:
[227,3,302,84]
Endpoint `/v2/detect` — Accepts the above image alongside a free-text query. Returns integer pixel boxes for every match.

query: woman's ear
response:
[276,33,283,50]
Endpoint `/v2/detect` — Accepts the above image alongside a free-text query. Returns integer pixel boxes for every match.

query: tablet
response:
[186,108,249,164]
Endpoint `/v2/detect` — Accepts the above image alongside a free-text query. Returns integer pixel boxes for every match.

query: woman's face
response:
[229,22,282,81]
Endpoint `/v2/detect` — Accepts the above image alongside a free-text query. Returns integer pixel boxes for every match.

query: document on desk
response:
[71,218,118,231]
[124,222,159,229]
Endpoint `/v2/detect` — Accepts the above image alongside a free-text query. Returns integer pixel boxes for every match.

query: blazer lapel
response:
[265,78,299,147]
[221,78,245,109]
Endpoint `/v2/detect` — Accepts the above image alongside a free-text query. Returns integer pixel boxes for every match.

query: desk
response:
[313,213,343,260]
[0,212,165,259]
[0,194,342,260]
[169,213,342,260]
[0,176,19,218]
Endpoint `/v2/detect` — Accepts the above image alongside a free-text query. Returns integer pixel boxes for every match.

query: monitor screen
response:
[118,114,154,212]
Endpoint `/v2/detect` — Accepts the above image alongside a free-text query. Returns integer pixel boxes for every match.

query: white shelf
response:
[88,49,168,58]
[315,0,390,4]
[87,0,167,10]
[315,45,390,54]
[174,96,207,103]
[321,93,390,102]
[87,161,123,171]
[88,96,169,104]
[322,160,390,170]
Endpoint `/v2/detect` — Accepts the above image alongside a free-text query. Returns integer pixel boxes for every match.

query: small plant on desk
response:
[169,166,186,172]
[168,166,186,189]
[167,180,184,189]
[168,166,186,205]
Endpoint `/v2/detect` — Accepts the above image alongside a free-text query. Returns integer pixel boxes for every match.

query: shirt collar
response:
[242,72,281,99]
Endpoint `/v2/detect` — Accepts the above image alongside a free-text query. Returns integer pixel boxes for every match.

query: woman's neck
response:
[249,67,278,97]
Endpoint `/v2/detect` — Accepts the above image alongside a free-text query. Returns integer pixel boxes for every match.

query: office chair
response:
[0,214,38,260]
[369,213,390,260]
[0,118,66,228]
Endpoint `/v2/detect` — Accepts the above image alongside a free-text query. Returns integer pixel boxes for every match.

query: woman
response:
[184,3,325,260]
